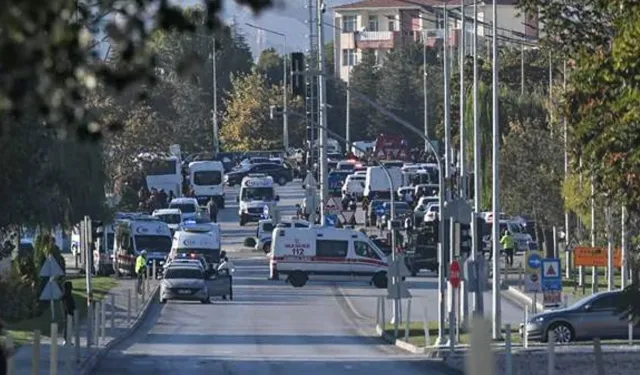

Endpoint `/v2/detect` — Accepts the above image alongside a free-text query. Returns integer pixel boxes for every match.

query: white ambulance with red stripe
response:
[270,227,389,288]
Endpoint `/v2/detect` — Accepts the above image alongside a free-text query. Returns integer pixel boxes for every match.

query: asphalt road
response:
[92,180,462,374]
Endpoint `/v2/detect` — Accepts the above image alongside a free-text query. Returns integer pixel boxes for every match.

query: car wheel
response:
[278,176,287,186]
[547,322,573,343]
[263,242,271,254]
[372,272,387,289]
[288,271,308,287]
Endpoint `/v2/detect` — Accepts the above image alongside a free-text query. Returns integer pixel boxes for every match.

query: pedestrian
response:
[61,281,75,345]
[217,251,234,300]
[500,229,515,267]
[206,197,218,223]
[135,250,147,294]
[158,189,168,208]
[167,190,175,203]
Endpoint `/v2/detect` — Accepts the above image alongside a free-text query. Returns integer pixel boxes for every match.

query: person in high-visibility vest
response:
[500,229,515,267]
[135,250,147,294]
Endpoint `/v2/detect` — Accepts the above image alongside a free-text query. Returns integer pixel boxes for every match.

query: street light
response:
[245,23,289,150]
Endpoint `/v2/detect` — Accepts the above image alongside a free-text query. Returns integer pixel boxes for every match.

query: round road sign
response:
[527,253,541,269]
[450,260,461,288]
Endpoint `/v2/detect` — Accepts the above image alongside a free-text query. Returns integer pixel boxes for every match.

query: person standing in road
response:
[207,197,219,223]
[62,281,75,345]
[135,250,147,294]
[217,252,234,300]
[500,229,515,267]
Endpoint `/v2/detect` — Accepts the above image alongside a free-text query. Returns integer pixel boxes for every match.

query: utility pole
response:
[283,36,289,150]
[423,42,429,150]
[622,206,628,288]
[346,69,351,153]
[317,0,328,223]
[443,2,452,188]
[606,207,614,291]
[306,0,319,170]
[563,60,572,280]
[491,0,502,340]
[211,35,219,154]
[591,179,597,293]
[471,0,482,317]
[459,0,466,199]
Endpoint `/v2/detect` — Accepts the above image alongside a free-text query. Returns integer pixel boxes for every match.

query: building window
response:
[388,18,396,31]
[343,15,357,32]
[342,49,356,66]
[368,16,379,31]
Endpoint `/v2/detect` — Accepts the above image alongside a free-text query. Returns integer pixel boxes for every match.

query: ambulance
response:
[169,222,222,271]
[270,227,389,288]
[114,214,172,277]
[237,174,280,226]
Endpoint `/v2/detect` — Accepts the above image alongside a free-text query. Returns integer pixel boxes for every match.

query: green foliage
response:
[348,50,380,140]
[0,273,40,321]
[255,48,284,86]
[0,0,272,138]
[220,71,305,150]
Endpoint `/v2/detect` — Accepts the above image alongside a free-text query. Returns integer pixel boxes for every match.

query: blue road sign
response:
[375,206,386,217]
[541,258,562,291]
[262,205,270,219]
[325,214,338,227]
[527,252,542,269]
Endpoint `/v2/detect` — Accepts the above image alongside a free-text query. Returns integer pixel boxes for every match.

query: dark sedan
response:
[225,163,293,186]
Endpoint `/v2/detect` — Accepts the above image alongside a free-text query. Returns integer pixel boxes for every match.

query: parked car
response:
[225,163,293,186]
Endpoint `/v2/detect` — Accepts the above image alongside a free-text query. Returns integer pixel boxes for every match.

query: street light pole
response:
[423,41,429,150]
[491,0,502,340]
[245,23,289,150]
[317,0,329,223]
[443,2,452,184]
[459,0,466,199]
[471,0,482,317]
[212,35,219,154]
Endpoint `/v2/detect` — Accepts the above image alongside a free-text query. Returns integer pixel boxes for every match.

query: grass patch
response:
[562,274,623,300]
[382,321,521,347]
[5,276,118,348]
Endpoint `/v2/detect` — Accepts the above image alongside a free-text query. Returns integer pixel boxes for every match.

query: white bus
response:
[137,153,182,196]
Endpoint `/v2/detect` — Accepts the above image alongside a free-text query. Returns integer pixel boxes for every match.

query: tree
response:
[348,50,379,140]
[255,48,284,86]
[220,71,305,151]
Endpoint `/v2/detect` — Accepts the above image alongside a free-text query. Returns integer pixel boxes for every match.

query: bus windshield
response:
[241,187,274,201]
[193,171,222,186]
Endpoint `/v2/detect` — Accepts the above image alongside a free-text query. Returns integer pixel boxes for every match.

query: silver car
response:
[520,290,631,343]
[160,265,210,304]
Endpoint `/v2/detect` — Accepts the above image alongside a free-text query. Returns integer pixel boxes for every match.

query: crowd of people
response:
[137,187,176,213]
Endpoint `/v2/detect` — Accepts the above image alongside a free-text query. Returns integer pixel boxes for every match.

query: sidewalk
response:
[8,277,159,375]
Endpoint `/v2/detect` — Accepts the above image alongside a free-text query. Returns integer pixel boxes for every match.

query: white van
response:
[152,208,183,234]
[270,227,388,288]
[170,222,222,270]
[168,197,199,221]
[188,161,225,208]
[341,174,366,199]
[255,218,311,253]
[363,166,403,200]
[237,174,279,226]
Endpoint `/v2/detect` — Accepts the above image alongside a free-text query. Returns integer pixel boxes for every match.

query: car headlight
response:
[534,316,545,323]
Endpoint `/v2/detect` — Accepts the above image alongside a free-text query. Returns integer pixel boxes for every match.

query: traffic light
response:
[460,223,471,258]
[290,52,305,97]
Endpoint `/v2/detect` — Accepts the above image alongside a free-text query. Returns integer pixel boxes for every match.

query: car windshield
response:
[193,171,222,185]
[164,268,203,279]
[169,203,196,213]
[241,187,274,201]
[156,214,181,224]
[134,235,172,253]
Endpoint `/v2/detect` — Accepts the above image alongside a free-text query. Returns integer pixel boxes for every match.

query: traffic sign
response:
[375,206,386,216]
[574,246,622,268]
[39,279,62,301]
[340,210,355,224]
[525,250,542,293]
[324,214,338,227]
[541,258,562,292]
[324,197,341,215]
[450,260,461,289]
[303,173,317,189]
[262,205,270,219]
[388,255,411,278]
[39,255,64,278]
[527,253,542,269]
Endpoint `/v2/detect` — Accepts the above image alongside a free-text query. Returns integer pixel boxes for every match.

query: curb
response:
[501,285,545,312]
[75,283,160,375]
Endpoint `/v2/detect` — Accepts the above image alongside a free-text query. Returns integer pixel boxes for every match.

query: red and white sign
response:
[373,134,411,161]
[450,260,461,288]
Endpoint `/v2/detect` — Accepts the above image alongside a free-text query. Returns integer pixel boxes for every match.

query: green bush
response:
[0,272,40,321]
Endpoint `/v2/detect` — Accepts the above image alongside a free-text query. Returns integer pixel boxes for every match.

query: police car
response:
[236,174,280,226]
[270,227,388,288]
